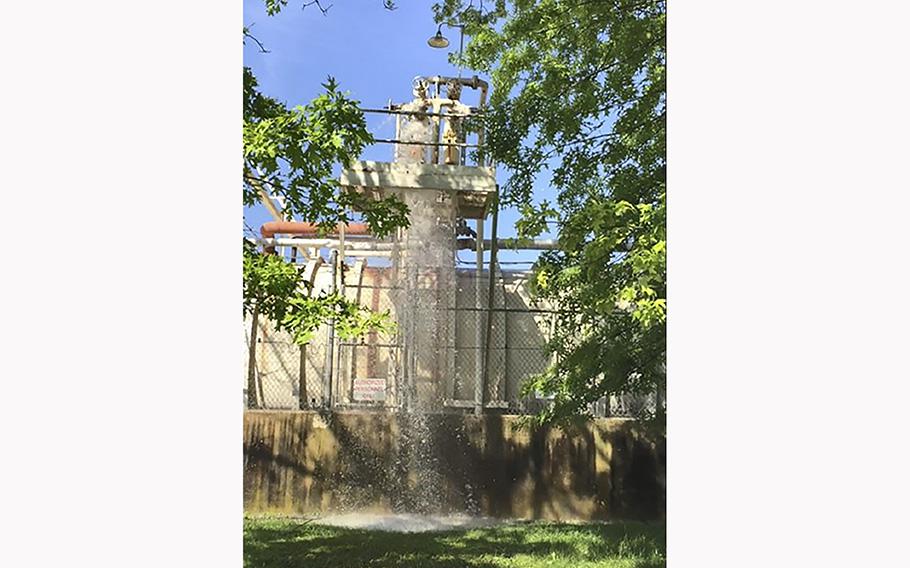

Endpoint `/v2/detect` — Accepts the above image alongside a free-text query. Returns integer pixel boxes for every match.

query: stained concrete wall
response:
[243,410,665,521]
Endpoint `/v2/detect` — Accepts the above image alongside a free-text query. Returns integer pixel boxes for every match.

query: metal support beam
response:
[481,194,500,413]
[473,217,484,415]
[346,259,365,404]
[298,256,323,410]
[323,250,338,409]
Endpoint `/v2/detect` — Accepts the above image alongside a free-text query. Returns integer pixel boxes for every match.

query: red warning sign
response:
[352,378,387,402]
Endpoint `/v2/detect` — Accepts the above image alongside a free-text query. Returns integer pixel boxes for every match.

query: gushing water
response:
[390,188,457,513]
[389,111,460,513]
[317,118,464,517]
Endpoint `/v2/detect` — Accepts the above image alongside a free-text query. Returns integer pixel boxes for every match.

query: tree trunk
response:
[247,305,260,409]
[298,343,308,410]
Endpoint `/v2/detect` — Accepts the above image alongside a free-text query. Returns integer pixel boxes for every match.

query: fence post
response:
[299,256,323,410]
[501,278,509,403]
[323,249,338,409]
[473,217,484,414]
[481,193,500,414]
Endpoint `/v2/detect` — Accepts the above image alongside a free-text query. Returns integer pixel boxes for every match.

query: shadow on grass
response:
[244,518,666,568]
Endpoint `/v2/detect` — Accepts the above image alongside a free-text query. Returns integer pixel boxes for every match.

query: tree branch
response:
[242,27,270,53]
[302,0,333,15]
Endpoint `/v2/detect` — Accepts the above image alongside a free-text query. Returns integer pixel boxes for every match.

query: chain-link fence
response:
[244,268,659,418]
[243,317,328,409]
[335,271,403,409]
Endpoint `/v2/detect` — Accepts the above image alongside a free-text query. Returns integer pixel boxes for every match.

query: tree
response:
[243,241,394,407]
[243,240,301,408]
[245,0,404,235]
[242,1,407,405]
[263,0,398,16]
[243,70,409,237]
[243,0,409,255]
[435,0,666,425]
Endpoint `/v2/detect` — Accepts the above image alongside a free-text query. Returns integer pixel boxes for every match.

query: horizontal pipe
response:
[456,238,559,251]
[284,250,392,259]
[260,221,371,239]
[261,239,392,258]
[421,75,489,91]
[269,237,557,252]
[333,250,391,258]
[374,138,480,148]
[260,238,392,251]
[261,222,371,254]
[362,107,483,117]
[266,237,556,252]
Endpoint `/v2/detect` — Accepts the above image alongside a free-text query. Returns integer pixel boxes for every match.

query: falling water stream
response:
[324,92,478,524]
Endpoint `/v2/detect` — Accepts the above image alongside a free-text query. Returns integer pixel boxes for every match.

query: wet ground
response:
[312,512,508,533]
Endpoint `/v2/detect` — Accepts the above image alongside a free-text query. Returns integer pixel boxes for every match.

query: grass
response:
[244,516,666,568]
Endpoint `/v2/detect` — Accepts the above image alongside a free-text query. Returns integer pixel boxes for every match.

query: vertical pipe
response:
[473,218,484,415]
[476,83,488,167]
[336,226,346,404]
[394,114,401,162]
[501,277,509,404]
[481,194,500,413]
[339,224,346,279]
[299,255,323,410]
[348,259,365,404]
[432,114,441,165]
[444,261,456,405]
[393,227,401,410]
[323,249,337,409]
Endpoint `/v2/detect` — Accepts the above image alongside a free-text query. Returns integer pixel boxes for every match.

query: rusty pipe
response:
[259,238,394,250]
[260,221,371,239]
[260,222,371,253]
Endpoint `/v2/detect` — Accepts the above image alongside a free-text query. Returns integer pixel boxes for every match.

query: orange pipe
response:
[259,222,372,254]
[260,221,371,239]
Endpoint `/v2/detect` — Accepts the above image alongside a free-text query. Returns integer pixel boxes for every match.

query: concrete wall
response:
[243,410,665,521]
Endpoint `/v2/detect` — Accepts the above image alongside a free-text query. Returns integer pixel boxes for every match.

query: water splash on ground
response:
[314,512,507,533]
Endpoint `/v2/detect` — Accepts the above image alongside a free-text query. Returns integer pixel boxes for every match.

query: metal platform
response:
[340,160,497,219]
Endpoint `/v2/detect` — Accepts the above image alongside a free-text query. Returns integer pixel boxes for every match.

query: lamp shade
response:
[427,30,450,48]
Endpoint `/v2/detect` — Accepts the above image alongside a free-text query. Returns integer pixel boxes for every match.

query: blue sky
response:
[243,0,555,268]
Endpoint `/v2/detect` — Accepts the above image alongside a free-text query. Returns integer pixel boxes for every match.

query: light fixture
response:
[427,25,450,48]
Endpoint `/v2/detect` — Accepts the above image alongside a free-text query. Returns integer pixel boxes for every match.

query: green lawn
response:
[244,516,666,568]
